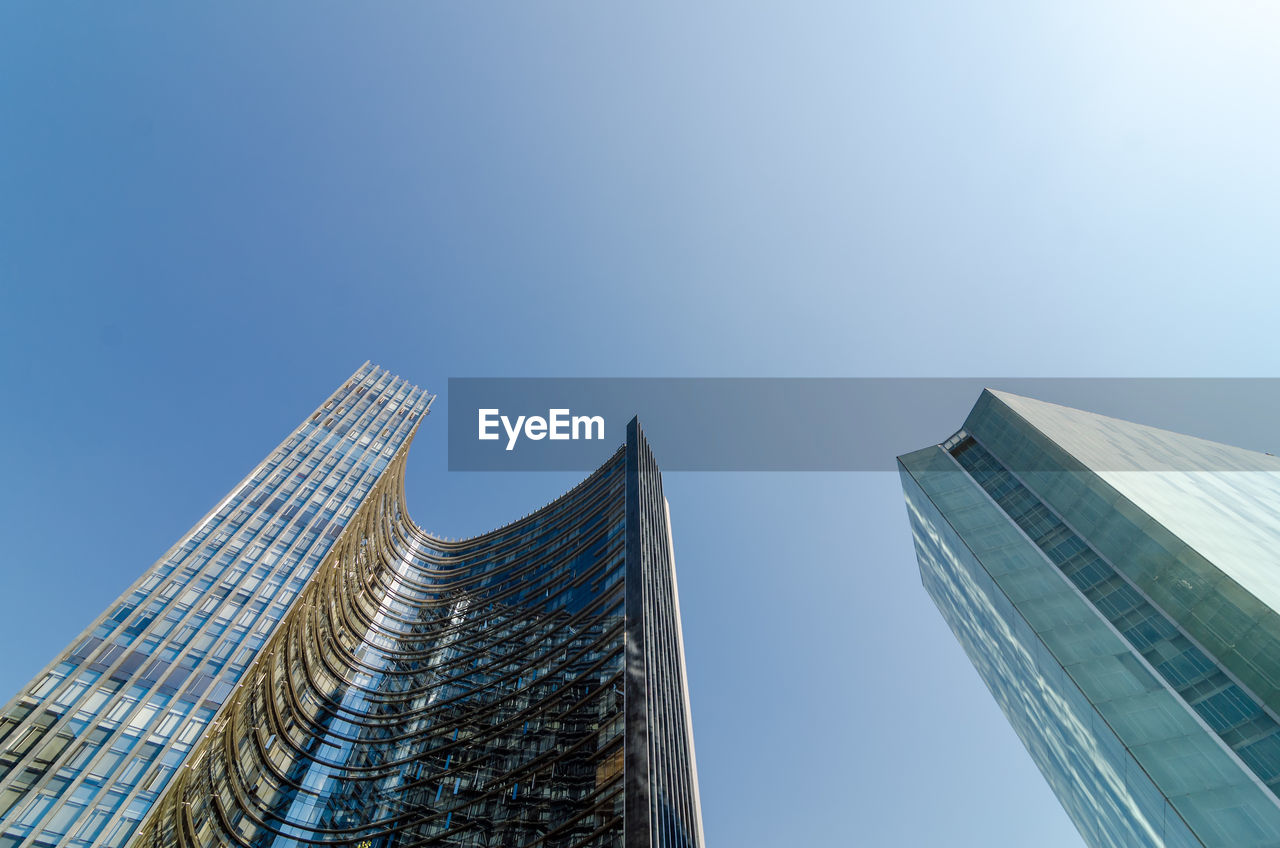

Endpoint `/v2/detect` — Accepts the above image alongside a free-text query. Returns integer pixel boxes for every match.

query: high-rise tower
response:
[900,390,1280,848]
[0,365,703,848]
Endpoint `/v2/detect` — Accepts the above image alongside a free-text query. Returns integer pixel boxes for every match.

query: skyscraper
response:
[899,390,1280,848]
[0,364,703,848]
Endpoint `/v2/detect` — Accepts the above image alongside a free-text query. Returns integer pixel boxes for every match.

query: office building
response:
[0,364,703,848]
[900,389,1280,847]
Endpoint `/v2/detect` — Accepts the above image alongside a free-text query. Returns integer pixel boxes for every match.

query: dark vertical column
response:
[625,417,653,848]
[626,418,703,848]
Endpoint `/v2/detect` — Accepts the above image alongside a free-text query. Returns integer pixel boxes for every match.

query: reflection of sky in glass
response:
[0,365,433,848]
[900,441,1280,847]
[267,547,423,847]
[949,434,1280,801]
[995,391,1280,615]
[902,460,1186,848]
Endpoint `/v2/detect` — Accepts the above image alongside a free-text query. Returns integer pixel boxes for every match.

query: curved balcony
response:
[129,434,631,848]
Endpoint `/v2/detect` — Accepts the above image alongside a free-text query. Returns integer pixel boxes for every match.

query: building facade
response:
[0,365,703,848]
[900,390,1280,848]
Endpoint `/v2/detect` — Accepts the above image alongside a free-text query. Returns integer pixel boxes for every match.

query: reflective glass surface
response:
[951,437,1280,798]
[902,442,1280,847]
[134,444,629,848]
[0,369,703,848]
[967,391,1280,723]
[991,390,1280,621]
[131,420,703,848]
[0,364,432,847]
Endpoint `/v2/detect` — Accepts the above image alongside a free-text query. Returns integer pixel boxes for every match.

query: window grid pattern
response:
[901,452,1205,848]
[951,437,1280,797]
[0,373,703,848]
[0,364,433,848]
[130,422,701,848]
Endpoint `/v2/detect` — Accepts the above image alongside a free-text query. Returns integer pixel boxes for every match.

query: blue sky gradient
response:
[4,4,1280,845]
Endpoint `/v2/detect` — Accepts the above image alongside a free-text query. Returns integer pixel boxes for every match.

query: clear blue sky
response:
[3,4,1280,846]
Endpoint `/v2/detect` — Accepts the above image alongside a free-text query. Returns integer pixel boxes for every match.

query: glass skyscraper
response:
[900,389,1280,848]
[0,364,703,848]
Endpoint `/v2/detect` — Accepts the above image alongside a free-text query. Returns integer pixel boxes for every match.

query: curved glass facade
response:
[0,367,703,848]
